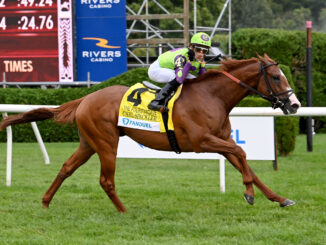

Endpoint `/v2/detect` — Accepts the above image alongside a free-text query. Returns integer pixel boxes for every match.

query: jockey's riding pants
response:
[148,59,195,83]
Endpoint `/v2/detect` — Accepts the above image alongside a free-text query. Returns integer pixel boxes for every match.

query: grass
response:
[0,134,325,244]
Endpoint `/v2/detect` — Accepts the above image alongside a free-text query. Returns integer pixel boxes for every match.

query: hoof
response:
[244,193,254,205]
[280,199,296,207]
[42,202,49,208]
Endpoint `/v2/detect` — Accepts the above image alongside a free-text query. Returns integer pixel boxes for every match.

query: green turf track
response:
[0,134,325,244]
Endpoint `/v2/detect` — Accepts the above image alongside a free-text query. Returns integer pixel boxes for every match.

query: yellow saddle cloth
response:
[118,83,182,132]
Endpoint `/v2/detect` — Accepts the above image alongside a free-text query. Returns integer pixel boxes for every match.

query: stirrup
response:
[148,101,168,112]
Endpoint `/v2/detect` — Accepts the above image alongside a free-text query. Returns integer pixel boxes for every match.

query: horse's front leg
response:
[98,149,127,213]
[224,138,295,207]
[222,152,255,205]
[200,134,254,185]
[250,167,295,207]
[42,139,95,208]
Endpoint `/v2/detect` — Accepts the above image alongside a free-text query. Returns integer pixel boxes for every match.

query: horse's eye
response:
[272,75,280,81]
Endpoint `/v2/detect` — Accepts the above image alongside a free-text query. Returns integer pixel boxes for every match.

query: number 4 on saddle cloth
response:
[118,82,182,153]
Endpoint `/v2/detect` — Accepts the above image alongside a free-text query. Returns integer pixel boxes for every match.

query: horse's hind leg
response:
[42,138,95,208]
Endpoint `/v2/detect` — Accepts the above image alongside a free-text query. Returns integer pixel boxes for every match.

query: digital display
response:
[0,0,74,82]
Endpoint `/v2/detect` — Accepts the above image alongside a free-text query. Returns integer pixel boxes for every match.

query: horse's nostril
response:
[289,103,299,113]
[291,104,299,110]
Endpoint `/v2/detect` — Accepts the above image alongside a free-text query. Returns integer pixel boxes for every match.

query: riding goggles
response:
[194,46,209,54]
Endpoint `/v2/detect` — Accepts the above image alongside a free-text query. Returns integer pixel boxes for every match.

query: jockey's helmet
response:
[190,32,211,48]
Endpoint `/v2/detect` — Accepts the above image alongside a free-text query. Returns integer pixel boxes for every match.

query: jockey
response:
[148,32,212,111]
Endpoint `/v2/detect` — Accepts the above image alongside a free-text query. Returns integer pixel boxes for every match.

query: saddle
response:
[142,81,161,91]
[118,82,182,153]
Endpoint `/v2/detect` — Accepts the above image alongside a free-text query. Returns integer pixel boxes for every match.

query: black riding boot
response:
[148,79,180,112]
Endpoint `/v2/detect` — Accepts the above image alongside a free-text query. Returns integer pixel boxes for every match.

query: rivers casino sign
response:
[76,0,127,82]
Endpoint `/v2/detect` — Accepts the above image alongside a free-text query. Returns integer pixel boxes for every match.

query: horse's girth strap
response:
[161,111,181,154]
[220,71,241,84]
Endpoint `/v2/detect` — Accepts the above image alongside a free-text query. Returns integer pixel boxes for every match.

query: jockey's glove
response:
[200,62,206,68]
[187,48,195,61]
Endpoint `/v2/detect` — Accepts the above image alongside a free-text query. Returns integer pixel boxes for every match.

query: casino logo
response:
[82,37,121,62]
[83,37,120,49]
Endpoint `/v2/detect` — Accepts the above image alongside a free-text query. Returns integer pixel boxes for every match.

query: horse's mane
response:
[219,57,258,72]
[189,57,259,83]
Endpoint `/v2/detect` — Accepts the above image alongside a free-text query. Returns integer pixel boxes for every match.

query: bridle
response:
[258,62,293,108]
[221,62,293,109]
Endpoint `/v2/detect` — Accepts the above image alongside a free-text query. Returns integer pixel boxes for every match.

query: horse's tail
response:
[0,97,84,130]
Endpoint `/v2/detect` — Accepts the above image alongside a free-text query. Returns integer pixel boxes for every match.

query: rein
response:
[221,62,293,108]
[220,70,270,101]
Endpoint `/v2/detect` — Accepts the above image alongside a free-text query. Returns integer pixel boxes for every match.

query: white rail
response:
[1,105,326,189]
[230,107,326,116]
[1,105,57,186]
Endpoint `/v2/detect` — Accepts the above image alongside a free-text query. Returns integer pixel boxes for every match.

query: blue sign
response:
[76,0,127,81]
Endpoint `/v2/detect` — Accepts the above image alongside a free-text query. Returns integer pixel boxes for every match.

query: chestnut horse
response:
[0,54,301,212]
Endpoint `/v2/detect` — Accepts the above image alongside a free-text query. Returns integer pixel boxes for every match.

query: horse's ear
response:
[264,53,275,63]
[256,52,264,60]
[264,53,273,61]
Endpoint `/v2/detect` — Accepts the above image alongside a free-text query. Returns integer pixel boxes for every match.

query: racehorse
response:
[0,54,301,212]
